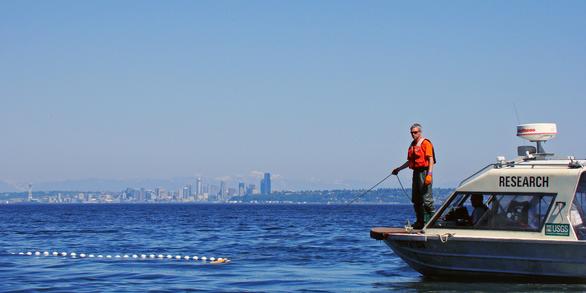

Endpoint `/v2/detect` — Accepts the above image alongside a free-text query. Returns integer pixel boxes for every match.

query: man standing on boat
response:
[392,123,436,229]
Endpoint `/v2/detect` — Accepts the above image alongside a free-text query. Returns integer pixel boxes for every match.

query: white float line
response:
[13,251,230,264]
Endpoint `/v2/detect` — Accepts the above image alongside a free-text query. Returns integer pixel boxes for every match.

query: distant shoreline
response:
[0,188,453,205]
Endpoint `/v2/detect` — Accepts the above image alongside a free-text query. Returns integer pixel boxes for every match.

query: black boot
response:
[412,221,424,229]
[413,206,425,229]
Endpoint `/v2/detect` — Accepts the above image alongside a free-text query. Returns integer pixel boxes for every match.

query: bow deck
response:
[370,227,419,240]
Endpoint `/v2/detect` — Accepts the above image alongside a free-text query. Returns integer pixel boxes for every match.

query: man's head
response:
[410,123,422,140]
[471,194,484,207]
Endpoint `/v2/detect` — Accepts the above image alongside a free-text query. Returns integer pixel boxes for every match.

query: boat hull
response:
[382,232,586,280]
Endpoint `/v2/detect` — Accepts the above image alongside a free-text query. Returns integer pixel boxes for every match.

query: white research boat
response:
[371,123,586,280]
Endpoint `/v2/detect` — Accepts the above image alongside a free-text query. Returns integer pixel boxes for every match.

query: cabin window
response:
[570,172,586,240]
[430,192,555,232]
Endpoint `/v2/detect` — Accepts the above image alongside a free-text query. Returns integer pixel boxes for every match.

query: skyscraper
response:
[182,186,190,200]
[238,182,245,196]
[260,172,271,195]
[219,181,226,201]
[246,184,256,195]
[27,184,33,202]
[196,177,202,196]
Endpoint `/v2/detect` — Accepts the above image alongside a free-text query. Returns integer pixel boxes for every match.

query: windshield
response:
[430,192,555,232]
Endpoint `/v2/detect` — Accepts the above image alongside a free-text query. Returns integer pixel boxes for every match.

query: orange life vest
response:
[408,137,434,169]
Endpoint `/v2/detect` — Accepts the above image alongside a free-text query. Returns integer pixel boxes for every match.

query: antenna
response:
[513,103,521,125]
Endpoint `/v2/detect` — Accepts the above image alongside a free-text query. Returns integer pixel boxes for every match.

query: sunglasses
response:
[410,131,419,134]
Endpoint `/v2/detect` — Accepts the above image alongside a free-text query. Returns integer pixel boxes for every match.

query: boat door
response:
[570,172,586,240]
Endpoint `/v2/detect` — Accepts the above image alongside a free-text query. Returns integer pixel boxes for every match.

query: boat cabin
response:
[425,123,586,241]
[427,161,586,240]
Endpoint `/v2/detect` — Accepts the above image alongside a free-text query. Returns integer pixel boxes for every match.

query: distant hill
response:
[232,188,454,204]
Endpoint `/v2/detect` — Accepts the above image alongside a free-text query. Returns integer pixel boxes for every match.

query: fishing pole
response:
[346,173,393,205]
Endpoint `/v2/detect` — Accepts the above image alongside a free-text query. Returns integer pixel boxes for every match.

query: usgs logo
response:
[545,223,570,236]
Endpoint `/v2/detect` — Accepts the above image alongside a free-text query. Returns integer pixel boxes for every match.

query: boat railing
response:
[458,164,496,187]
[517,162,584,168]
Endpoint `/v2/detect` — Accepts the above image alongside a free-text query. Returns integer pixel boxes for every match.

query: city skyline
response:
[1,170,378,194]
[0,171,276,193]
[1,184,454,205]
[2,172,273,203]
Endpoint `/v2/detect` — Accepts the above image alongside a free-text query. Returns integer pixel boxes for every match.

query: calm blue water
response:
[0,204,584,292]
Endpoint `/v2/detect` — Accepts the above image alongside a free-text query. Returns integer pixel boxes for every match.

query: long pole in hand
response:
[346,173,394,205]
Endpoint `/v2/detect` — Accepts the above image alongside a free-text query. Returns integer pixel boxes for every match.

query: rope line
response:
[9,251,230,264]
[347,173,413,205]
[395,175,412,202]
[346,173,394,205]
[438,233,454,243]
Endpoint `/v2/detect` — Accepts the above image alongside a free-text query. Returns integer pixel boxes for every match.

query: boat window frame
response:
[428,191,557,232]
[570,171,586,240]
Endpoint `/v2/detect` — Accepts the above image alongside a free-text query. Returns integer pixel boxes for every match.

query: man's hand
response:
[392,168,400,175]
[425,174,432,185]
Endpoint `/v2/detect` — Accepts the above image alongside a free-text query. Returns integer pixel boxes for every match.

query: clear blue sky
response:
[1,1,585,190]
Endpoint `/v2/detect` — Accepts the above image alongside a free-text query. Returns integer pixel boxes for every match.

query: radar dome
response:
[516,123,557,142]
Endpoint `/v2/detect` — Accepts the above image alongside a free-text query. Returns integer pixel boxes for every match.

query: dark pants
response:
[412,169,435,224]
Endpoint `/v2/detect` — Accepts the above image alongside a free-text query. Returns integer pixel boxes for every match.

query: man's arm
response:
[392,161,409,175]
[427,156,434,174]
[425,155,434,185]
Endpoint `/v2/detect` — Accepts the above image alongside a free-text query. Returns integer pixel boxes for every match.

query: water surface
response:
[0,204,583,292]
